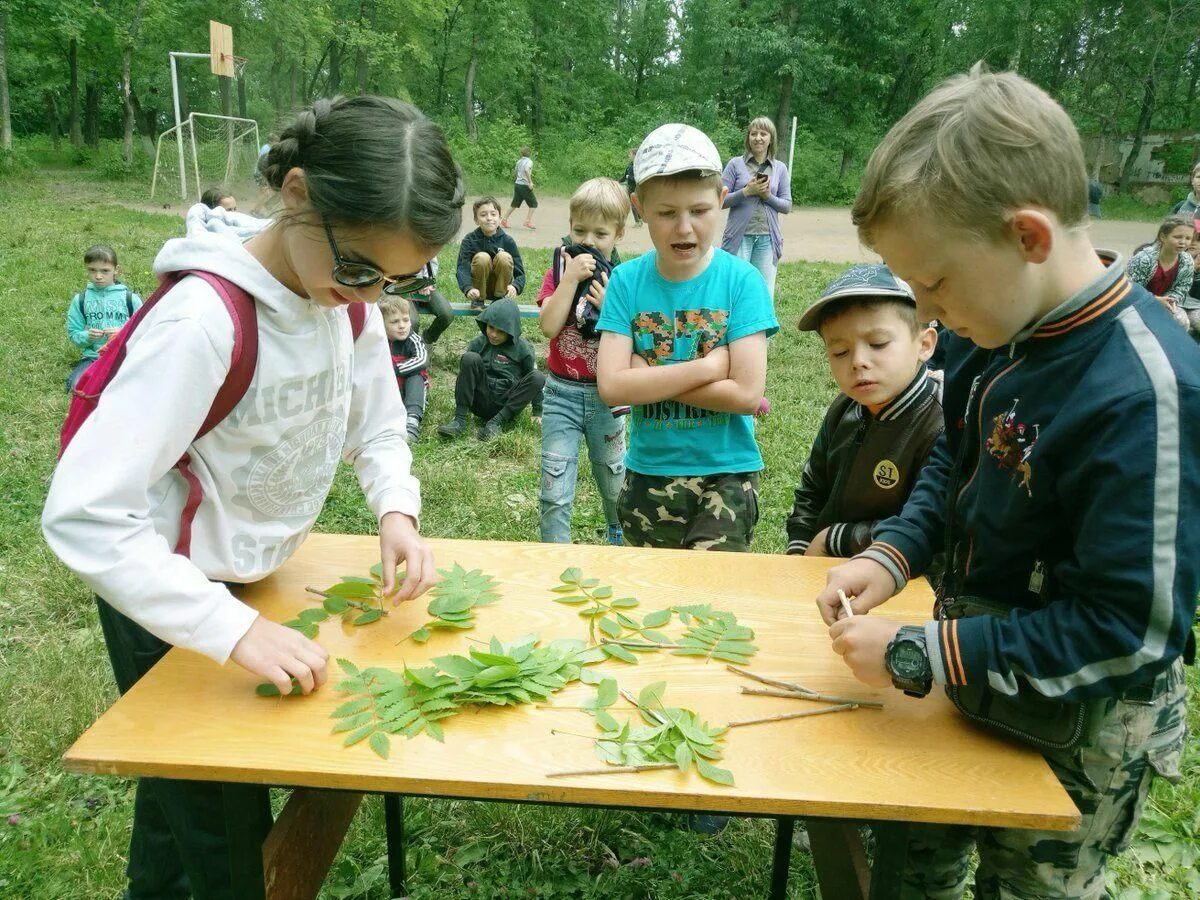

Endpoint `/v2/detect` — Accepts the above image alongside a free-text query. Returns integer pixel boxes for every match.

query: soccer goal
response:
[151,112,261,202]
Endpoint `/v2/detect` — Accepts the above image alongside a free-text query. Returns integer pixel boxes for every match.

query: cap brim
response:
[797,287,916,331]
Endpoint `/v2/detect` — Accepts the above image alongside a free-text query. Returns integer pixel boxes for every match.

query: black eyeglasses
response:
[323,218,437,297]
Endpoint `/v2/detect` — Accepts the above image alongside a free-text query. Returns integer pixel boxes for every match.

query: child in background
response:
[1126,214,1194,330]
[597,124,778,552]
[503,145,538,230]
[622,148,642,226]
[201,188,237,211]
[786,264,941,558]
[819,65,1197,897]
[456,197,526,310]
[408,256,454,348]
[1184,235,1200,338]
[65,244,142,391]
[537,177,629,545]
[43,96,462,899]
[380,294,430,442]
[437,297,545,441]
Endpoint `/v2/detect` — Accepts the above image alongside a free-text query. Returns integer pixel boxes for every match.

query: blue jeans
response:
[539,375,626,543]
[67,357,95,392]
[737,233,777,299]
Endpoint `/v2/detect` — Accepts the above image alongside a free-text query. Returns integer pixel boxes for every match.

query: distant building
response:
[1083,130,1200,188]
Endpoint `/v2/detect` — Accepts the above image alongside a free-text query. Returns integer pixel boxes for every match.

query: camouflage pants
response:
[900,659,1188,899]
[618,470,759,551]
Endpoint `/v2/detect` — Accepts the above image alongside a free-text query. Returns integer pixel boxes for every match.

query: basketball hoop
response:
[232,56,250,79]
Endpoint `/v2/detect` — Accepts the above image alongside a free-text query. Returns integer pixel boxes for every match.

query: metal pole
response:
[788,115,798,175]
[170,53,185,200]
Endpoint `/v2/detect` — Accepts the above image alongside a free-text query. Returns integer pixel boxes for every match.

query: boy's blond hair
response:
[569,177,630,229]
[377,294,413,317]
[852,63,1088,246]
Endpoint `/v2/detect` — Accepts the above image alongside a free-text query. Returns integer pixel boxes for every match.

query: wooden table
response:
[64,534,1079,900]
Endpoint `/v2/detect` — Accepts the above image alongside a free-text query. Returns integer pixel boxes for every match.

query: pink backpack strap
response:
[348,301,368,341]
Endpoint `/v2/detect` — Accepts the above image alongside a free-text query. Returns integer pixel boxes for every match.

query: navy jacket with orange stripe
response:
[860,255,1200,702]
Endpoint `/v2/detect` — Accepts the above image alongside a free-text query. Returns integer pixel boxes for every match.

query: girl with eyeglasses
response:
[43,95,464,899]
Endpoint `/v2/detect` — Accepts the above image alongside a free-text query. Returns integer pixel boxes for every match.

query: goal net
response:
[152,113,262,202]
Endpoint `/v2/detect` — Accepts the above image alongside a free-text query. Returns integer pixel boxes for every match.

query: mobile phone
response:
[755,172,768,182]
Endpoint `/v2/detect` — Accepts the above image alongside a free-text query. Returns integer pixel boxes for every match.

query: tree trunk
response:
[1007,0,1034,73]
[1186,40,1200,113]
[44,90,62,149]
[1120,70,1158,192]
[0,2,11,151]
[464,33,478,140]
[237,74,248,118]
[128,89,156,156]
[68,38,82,147]
[839,146,852,179]
[83,77,100,148]
[434,1,461,109]
[289,61,298,110]
[328,41,342,94]
[121,0,149,162]
[270,40,284,114]
[774,72,793,145]
[355,47,369,94]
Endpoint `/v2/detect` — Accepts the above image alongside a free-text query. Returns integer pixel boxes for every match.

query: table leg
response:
[384,794,407,897]
[867,822,910,900]
[223,783,273,900]
[806,819,870,900]
[769,816,794,899]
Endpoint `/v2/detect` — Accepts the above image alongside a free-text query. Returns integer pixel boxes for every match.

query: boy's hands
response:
[586,271,609,308]
[815,556,897,625]
[87,327,106,342]
[563,252,595,285]
[230,615,330,696]
[379,511,436,603]
[466,288,481,301]
[829,616,901,687]
[804,527,830,557]
[505,285,518,299]
[705,344,730,380]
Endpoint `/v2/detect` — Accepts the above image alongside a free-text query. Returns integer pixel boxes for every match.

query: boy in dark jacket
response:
[456,197,526,311]
[820,67,1197,897]
[437,298,544,441]
[786,264,941,557]
[379,295,429,442]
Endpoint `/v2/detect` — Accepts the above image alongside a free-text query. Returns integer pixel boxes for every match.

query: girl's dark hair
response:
[260,95,466,250]
[200,188,229,208]
[83,244,118,266]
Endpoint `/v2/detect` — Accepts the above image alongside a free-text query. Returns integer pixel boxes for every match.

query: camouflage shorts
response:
[898,659,1189,900]
[618,470,759,551]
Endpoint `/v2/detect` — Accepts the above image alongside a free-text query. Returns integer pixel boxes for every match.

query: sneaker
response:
[523,222,536,230]
[685,814,729,835]
[606,524,624,546]
[470,297,485,311]
[406,423,421,443]
[437,417,467,439]
[478,417,503,441]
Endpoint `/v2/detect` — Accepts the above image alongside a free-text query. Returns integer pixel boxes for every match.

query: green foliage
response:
[406,563,501,643]
[284,564,403,637]
[671,605,758,665]
[328,635,586,757]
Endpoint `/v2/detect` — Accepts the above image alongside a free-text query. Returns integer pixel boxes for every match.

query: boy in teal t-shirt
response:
[597,124,778,551]
[65,244,142,391]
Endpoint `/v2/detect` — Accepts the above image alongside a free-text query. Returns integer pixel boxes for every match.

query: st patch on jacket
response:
[786,366,943,556]
[860,256,1200,705]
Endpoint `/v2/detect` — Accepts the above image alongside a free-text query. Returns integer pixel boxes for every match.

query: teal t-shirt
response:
[596,248,778,476]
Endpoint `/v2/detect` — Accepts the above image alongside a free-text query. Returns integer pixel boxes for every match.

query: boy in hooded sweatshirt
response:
[437,297,545,440]
[65,245,143,391]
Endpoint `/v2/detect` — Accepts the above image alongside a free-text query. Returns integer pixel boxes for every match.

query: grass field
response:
[0,170,1195,899]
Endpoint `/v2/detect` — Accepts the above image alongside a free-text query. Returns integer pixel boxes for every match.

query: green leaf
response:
[301,624,318,639]
[343,723,377,747]
[598,617,622,639]
[695,758,735,786]
[675,742,693,772]
[355,608,383,626]
[641,630,670,644]
[255,681,302,697]
[331,697,374,718]
[638,681,667,710]
[475,664,521,685]
[591,584,612,598]
[553,595,590,604]
[323,596,351,614]
[297,608,330,624]
[550,584,579,594]
[369,731,390,759]
[579,577,600,588]
[560,567,582,584]
[426,720,445,742]
[594,710,619,732]
[325,580,378,600]
[409,626,431,643]
[595,678,618,708]
[432,655,482,678]
[602,644,638,664]
[579,667,603,685]
[642,609,672,628]
[370,562,385,580]
[332,711,376,733]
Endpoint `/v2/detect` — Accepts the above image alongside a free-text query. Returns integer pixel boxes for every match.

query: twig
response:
[724,664,812,695]
[546,763,677,778]
[739,686,883,709]
[602,638,681,651]
[838,589,855,619]
[305,586,333,598]
[726,703,861,728]
[619,688,667,725]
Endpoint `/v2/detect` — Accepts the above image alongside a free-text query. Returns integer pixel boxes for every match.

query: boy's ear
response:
[917,324,938,362]
[719,185,729,206]
[1008,209,1054,264]
[630,193,643,219]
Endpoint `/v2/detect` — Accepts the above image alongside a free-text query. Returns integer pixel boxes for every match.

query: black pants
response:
[95,598,234,900]
[400,373,427,428]
[454,351,545,422]
[411,289,453,346]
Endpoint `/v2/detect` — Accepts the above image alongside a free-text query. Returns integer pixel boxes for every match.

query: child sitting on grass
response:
[65,244,142,391]
[1126,213,1195,331]
[537,177,629,545]
[456,197,525,311]
[380,294,429,442]
[437,297,544,441]
[786,264,941,558]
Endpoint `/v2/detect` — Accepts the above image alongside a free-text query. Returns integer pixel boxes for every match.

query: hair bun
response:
[262,106,322,190]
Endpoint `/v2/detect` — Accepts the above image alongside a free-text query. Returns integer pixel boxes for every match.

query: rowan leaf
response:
[369,731,390,759]
[553,595,590,604]
[675,742,693,772]
[409,626,432,643]
[595,678,618,708]
[331,697,374,718]
[343,723,377,746]
[355,608,383,626]
[695,759,735,786]
[560,567,582,584]
[598,617,622,638]
[638,681,667,710]
[602,644,637,664]
[642,609,672,628]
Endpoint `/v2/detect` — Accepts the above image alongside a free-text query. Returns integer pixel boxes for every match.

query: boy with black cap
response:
[786,264,942,557]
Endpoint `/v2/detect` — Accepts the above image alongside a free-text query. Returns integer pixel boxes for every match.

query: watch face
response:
[891,640,926,679]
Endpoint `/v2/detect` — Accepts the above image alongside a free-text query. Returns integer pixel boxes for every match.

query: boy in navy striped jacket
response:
[818,65,1198,898]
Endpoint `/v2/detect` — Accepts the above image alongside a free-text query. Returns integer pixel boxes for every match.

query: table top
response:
[64,534,1079,830]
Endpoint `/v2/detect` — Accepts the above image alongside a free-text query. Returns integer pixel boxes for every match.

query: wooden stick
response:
[838,589,855,619]
[546,763,677,778]
[602,638,680,651]
[726,703,861,728]
[619,688,667,725]
[305,586,333,598]
[724,664,813,695]
[739,686,884,709]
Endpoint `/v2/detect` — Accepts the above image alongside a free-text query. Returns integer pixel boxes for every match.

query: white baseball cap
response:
[633,124,723,187]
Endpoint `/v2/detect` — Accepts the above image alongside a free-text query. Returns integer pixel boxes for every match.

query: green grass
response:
[0,168,1196,899]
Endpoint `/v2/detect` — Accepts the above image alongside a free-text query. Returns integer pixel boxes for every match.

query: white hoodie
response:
[43,233,421,663]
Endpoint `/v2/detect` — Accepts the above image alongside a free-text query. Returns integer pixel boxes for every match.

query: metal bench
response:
[449,302,540,319]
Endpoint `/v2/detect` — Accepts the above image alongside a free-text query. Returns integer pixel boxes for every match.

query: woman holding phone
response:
[720,116,792,299]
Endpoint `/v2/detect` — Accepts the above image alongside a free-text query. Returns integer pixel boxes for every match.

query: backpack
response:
[552,243,614,339]
[76,284,135,321]
[60,269,368,557]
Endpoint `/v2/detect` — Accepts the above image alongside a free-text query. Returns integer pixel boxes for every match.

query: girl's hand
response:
[563,252,595,284]
[230,615,330,695]
[505,284,518,299]
[744,179,766,198]
[379,512,437,604]
[587,271,609,308]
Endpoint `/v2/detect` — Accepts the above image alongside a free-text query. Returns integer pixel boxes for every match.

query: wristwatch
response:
[885,625,933,698]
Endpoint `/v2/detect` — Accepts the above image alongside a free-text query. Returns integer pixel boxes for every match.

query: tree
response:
[1,1,11,150]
